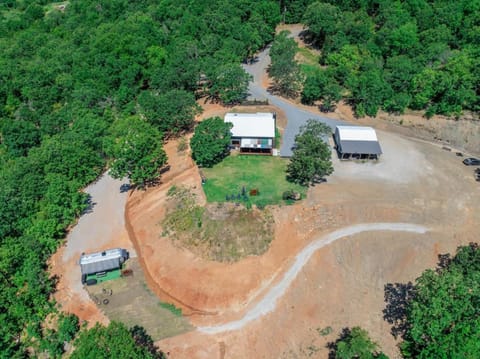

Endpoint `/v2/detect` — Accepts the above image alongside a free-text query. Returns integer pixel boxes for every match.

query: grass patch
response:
[275,126,282,149]
[300,63,322,78]
[87,259,192,341]
[202,155,306,207]
[297,47,320,65]
[162,186,275,262]
[159,302,183,317]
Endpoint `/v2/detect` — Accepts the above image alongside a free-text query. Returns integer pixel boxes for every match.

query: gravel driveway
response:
[198,222,428,334]
[242,45,346,157]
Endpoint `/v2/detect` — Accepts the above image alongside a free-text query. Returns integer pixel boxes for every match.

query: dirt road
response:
[198,223,427,334]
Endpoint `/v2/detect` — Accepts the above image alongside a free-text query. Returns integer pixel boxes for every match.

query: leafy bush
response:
[190,117,232,168]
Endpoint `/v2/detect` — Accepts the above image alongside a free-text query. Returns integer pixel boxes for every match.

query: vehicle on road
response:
[463,158,480,165]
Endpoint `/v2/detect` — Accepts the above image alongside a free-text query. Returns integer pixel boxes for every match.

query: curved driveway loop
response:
[198,222,428,334]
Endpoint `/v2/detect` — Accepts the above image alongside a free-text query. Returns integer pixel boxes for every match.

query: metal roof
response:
[335,126,382,155]
[338,140,382,155]
[336,126,379,142]
[224,112,275,138]
[79,248,128,275]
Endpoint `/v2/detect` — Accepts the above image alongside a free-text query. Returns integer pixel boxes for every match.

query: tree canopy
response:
[401,243,480,358]
[104,116,168,187]
[330,327,388,359]
[0,0,279,355]
[71,322,165,359]
[297,0,480,117]
[287,119,333,185]
[269,30,303,97]
[190,117,233,168]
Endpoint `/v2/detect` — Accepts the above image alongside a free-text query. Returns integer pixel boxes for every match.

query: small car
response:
[463,157,480,166]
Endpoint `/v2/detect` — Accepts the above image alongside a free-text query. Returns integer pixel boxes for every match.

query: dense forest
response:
[297,0,480,117]
[1,0,479,357]
[0,0,279,356]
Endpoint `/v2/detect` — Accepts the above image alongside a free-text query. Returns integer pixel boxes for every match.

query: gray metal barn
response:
[334,126,382,160]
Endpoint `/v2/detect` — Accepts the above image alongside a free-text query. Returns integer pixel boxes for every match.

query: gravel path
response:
[61,172,133,300]
[242,45,346,157]
[197,222,428,334]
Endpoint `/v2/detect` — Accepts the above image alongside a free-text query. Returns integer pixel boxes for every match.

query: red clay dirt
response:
[124,99,480,358]
[52,31,480,357]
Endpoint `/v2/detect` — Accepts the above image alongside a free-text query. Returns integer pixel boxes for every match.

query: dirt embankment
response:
[125,107,480,358]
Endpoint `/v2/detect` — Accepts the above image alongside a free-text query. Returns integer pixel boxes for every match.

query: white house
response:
[224,112,276,155]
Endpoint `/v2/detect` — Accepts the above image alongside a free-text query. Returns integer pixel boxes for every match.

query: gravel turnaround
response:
[197,222,428,334]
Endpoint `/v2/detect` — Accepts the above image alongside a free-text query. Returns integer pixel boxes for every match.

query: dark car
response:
[475,168,480,174]
[463,157,480,166]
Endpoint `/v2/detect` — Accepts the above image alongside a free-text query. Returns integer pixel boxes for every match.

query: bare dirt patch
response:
[126,122,480,358]
[122,59,480,358]
[163,190,274,262]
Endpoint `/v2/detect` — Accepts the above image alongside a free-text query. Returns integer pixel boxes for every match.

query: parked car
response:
[475,173,480,182]
[475,168,480,174]
[463,157,480,165]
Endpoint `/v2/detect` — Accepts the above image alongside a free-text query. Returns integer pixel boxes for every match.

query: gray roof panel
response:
[338,140,382,155]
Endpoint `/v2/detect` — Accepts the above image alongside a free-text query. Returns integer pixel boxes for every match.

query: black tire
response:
[102,299,109,305]
[86,278,97,286]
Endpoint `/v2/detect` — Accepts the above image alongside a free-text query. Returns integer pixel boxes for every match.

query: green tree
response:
[71,322,165,359]
[401,243,480,358]
[269,30,303,97]
[104,116,167,187]
[190,116,232,167]
[332,327,388,359]
[301,68,342,111]
[137,89,201,137]
[206,63,252,105]
[302,2,341,46]
[0,119,41,156]
[287,119,333,186]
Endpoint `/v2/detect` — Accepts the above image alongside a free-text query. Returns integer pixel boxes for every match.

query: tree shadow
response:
[382,282,415,339]
[82,194,96,215]
[326,327,352,359]
[119,183,130,193]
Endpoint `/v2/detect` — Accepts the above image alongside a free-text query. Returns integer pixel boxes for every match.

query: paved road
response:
[197,222,428,334]
[242,45,346,157]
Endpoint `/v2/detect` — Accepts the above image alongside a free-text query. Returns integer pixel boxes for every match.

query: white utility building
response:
[334,126,382,160]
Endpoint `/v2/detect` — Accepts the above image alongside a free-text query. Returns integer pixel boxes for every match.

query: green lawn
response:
[202,155,305,207]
